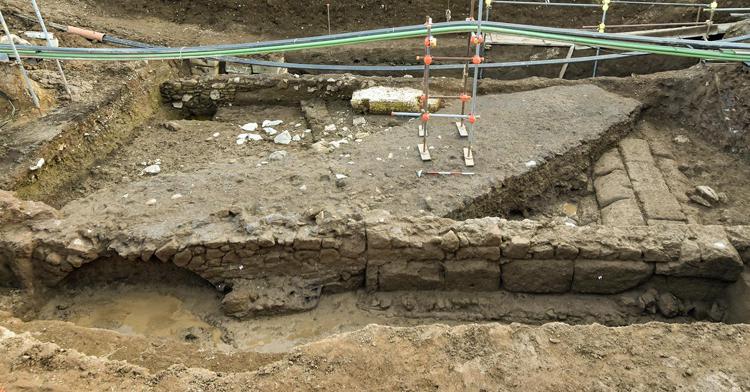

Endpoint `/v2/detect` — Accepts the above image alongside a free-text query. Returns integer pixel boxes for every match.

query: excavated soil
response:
[1,0,750,390]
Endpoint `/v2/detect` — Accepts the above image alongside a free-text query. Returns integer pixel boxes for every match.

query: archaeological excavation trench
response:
[1,0,750,389]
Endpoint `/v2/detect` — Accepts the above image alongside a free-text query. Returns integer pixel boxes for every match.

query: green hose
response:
[3,24,750,62]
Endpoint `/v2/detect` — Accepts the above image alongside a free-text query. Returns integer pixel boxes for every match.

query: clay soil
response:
[1,0,750,390]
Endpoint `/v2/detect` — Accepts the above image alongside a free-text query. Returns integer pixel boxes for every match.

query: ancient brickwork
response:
[1,189,746,315]
[365,212,744,297]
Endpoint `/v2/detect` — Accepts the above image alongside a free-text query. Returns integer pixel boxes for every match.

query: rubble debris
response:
[29,158,45,171]
[241,122,259,131]
[262,119,283,127]
[274,131,292,145]
[142,164,161,175]
[269,150,288,160]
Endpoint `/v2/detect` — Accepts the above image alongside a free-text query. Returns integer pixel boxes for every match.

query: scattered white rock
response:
[171,194,183,200]
[262,119,284,127]
[292,135,301,141]
[525,160,538,168]
[269,150,288,160]
[163,121,182,132]
[274,131,292,145]
[696,185,720,203]
[329,138,349,149]
[212,132,220,138]
[142,164,161,175]
[263,127,278,136]
[324,124,337,132]
[29,158,45,171]
[311,141,329,153]
[335,173,348,180]
[0,34,31,46]
[299,185,307,191]
[236,133,263,144]
[355,132,369,139]
[146,198,157,206]
[241,122,259,132]
[353,117,367,126]
[673,135,690,144]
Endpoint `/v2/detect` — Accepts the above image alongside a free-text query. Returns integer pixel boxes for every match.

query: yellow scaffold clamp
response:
[485,0,492,9]
[601,0,611,12]
[598,23,606,33]
[709,1,718,10]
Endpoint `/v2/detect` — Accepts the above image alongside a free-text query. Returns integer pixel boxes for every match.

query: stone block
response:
[725,226,750,264]
[600,198,645,226]
[594,170,633,208]
[655,227,743,281]
[456,246,501,261]
[502,259,573,293]
[378,261,443,291]
[593,148,625,177]
[503,236,531,259]
[635,188,685,222]
[619,138,655,164]
[572,260,653,294]
[444,260,501,291]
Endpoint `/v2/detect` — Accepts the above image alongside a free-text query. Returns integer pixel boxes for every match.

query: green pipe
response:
[3,25,750,62]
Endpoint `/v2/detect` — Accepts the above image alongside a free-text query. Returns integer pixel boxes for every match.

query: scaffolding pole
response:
[0,9,41,109]
[30,0,72,99]
[592,0,610,77]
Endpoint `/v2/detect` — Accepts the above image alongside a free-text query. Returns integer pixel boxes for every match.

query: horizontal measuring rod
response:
[429,94,471,100]
[391,112,481,119]
[417,170,476,177]
[493,0,710,7]
[417,55,478,61]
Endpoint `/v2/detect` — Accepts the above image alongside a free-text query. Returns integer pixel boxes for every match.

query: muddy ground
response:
[1,0,750,390]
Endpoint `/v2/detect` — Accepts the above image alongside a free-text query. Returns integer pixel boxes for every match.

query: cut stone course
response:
[573,260,654,294]
[502,259,574,293]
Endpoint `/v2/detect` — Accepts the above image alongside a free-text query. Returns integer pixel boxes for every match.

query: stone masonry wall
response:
[1,188,747,316]
[365,211,745,299]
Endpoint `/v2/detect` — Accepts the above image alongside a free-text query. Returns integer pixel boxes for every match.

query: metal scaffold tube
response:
[592,0,611,77]
[30,0,73,99]
[0,9,41,109]
[2,21,750,61]
[492,0,710,8]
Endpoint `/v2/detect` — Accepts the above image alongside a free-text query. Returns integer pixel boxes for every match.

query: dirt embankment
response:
[81,0,746,36]
[1,320,749,391]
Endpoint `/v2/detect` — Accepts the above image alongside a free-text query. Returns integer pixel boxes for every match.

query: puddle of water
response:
[40,285,227,348]
[68,291,223,344]
[40,284,449,353]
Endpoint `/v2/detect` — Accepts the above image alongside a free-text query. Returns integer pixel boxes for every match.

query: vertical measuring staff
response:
[30,0,72,99]
[0,9,41,109]
[704,1,718,39]
[418,17,434,161]
[465,0,486,167]
[592,0,610,77]
[456,0,476,138]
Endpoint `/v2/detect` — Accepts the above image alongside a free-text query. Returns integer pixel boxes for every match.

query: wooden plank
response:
[418,143,431,161]
[463,147,475,167]
[559,45,575,79]
[455,122,468,137]
[418,125,425,137]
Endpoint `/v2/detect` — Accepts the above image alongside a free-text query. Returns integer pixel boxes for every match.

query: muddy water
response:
[40,284,448,353]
